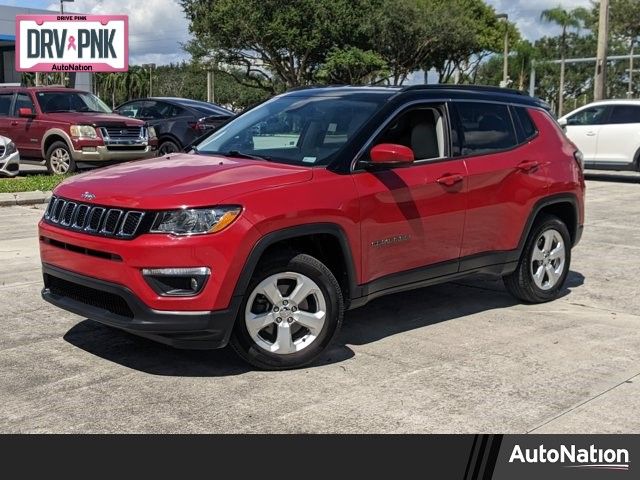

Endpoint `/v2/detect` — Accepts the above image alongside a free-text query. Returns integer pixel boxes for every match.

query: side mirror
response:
[18,107,35,118]
[369,143,415,165]
[558,117,568,128]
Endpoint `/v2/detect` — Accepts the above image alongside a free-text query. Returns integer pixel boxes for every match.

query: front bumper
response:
[0,151,20,177]
[42,263,241,349]
[71,145,157,163]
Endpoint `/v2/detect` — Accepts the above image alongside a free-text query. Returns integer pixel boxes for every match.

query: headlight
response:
[148,126,157,138]
[4,141,17,156]
[150,206,242,235]
[70,125,97,139]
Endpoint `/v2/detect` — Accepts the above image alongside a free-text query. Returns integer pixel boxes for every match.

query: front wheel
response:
[45,141,76,175]
[230,253,344,370]
[158,139,181,156]
[504,214,572,303]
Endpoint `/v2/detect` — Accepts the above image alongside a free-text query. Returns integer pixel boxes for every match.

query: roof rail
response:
[401,84,529,96]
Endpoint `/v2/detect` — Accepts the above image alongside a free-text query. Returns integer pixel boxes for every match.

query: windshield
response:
[37,91,112,114]
[194,93,387,166]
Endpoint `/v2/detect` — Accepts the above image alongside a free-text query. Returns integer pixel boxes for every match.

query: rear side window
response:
[608,105,640,124]
[453,102,517,156]
[0,93,12,116]
[513,107,537,141]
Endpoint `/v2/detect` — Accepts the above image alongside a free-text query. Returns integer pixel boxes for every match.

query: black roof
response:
[283,84,549,110]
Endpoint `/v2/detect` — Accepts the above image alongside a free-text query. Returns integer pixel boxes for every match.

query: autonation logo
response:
[509,444,630,471]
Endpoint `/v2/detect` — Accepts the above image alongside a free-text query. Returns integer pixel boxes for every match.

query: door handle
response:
[517,160,539,172]
[586,131,597,136]
[436,174,464,187]
[10,121,18,126]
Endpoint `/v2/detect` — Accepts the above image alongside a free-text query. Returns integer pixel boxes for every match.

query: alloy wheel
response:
[530,228,566,291]
[244,272,327,355]
[50,148,71,174]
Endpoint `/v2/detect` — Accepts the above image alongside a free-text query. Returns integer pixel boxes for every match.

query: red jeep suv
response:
[39,86,585,370]
[0,87,157,174]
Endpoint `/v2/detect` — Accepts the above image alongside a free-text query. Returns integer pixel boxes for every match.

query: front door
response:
[10,93,42,159]
[352,103,468,284]
[564,104,609,162]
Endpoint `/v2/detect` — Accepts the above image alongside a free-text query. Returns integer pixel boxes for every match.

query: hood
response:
[43,112,145,126]
[55,153,313,209]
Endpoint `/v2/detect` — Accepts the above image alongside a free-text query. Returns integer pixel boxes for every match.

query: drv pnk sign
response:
[16,15,128,72]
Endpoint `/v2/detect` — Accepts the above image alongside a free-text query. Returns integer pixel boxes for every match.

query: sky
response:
[9,0,594,66]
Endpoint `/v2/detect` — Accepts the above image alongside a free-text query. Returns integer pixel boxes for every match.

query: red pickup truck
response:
[0,86,158,174]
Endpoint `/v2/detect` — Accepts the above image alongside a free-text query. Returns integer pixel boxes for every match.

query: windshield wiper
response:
[224,150,272,162]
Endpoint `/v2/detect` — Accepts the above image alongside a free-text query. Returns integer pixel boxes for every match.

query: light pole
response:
[594,0,610,101]
[59,0,74,86]
[629,38,638,98]
[497,13,509,87]
[143,63,156,97]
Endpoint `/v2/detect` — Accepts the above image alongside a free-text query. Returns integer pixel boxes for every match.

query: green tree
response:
[608,0,640,96]
[317,47,389,84]
[540,5,590,115]
[421,0,519,84]
[181,0,378,92]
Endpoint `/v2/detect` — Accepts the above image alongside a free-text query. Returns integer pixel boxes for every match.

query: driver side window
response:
[373,106,446,161]
[567,106,608,126]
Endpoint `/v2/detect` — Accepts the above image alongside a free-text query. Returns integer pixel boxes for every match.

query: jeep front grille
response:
[44,196,146,239]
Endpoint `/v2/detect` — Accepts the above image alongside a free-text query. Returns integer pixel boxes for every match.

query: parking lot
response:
[1,173,639,433]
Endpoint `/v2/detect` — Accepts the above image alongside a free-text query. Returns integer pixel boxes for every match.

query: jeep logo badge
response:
[81,192,96,201]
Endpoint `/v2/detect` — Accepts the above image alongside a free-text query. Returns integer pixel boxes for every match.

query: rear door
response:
[0,91,15,139]
[563,104,608,162]
[452,101,549,261]
[594,104,640,166]
[352,102,468,284]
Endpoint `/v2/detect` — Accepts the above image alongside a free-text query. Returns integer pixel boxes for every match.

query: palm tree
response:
[541,6,590,116]
[102,73,123,108]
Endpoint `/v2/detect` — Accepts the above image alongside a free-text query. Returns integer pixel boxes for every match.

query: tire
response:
[45,141,76,175]
[230,253,344,370]
[504,214,572,303]
[158,139,181,156]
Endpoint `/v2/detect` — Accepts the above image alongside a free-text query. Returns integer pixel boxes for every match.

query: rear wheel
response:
[230,253,343,370]
[45,141,76,175]
[504,214,571,303]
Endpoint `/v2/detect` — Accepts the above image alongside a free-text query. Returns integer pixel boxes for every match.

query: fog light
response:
[142,267,210,297]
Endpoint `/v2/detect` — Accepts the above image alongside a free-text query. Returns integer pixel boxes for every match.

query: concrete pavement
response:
[1,173,639,433]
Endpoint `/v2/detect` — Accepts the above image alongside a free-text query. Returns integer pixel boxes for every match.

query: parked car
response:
[559,99,640,171]
[0,135,19,177]
[114,97,234,156]
[39,85,585,370]
[0,86,158,175]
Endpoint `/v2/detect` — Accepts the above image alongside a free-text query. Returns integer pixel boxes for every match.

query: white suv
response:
[559,100,640,171]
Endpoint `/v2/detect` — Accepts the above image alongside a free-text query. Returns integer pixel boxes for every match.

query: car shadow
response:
[63,270,585,376]
[584,172,640,184]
